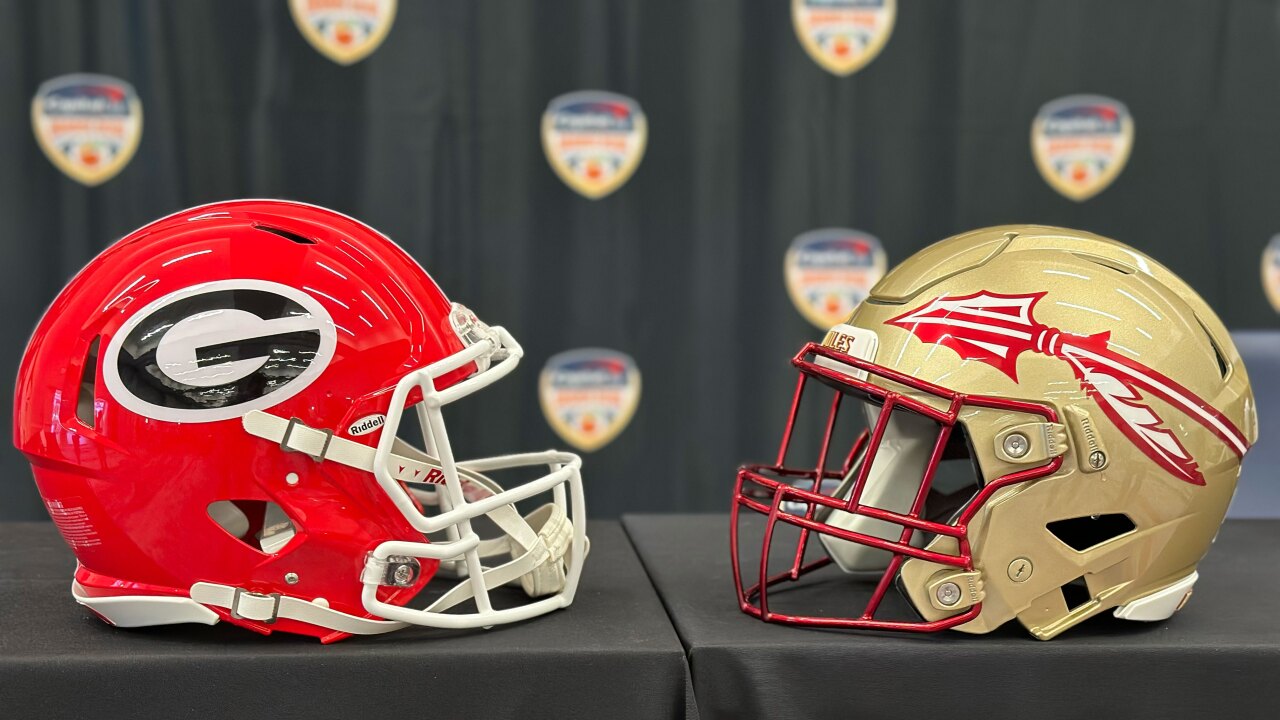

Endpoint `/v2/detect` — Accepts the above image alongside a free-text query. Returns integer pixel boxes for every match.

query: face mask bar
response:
[361,312,587,630]
[731,341,1061,632]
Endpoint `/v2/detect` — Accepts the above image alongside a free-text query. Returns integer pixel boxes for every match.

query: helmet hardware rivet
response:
[393,564,414,586]
[935,581,962,607]
[284,572,300,585]
[285,472,300,486]
[1003,433,1030,458]
[1007,557,1033,583]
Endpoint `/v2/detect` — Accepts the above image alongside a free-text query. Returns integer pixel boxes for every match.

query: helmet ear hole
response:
[75,336,100,428]
[1060,576,1092,610]
[1046,513,1136,552]
[207,500,299,554]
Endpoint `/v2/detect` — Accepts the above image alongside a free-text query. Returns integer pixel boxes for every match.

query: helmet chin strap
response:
[228,410,582,633]
[188,582,407,635]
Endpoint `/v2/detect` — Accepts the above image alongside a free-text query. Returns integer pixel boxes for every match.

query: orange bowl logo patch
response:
[1032,95,1134,201]
[289,0,397,65]
[785,229,887,329]
[792,0,896,76]
[32,74,142,186]
[542,91,647,199]
[540,349,641,452]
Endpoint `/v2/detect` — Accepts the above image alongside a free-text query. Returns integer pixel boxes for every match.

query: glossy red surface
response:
[14,200,475,641]
[730,342,1062,632]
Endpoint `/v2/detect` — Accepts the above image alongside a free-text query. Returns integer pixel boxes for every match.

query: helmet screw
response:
[284,572,300,585]
[1003,432,1030,458]
[1089,451,1106,469]
[935,581,961,607]
[1007,557,1033,583]
[393,564,414,586]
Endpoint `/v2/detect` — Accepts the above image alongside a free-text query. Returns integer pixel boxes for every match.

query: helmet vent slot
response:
[254,223,317,245]
[207,500,299,554]
[76,336,100,428]
[1061,576,1092,610]
[1073,253,1135,275]
[1194,315,1230,379]
[1046,513,1136,552]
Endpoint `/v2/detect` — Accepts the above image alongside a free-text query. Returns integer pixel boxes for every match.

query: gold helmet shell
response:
[732,225,1257,639]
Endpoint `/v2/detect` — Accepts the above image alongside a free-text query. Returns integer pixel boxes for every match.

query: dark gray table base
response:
[0,521,694,720]
[623,513,1280,720]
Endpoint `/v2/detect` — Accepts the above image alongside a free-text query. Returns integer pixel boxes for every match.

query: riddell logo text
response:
[348,414,387,436]
[394,465,445,484]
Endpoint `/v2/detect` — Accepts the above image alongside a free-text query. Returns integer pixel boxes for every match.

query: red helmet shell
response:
[14,200,471,641]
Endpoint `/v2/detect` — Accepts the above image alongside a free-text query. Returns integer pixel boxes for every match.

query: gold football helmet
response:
[732,225,1258,639]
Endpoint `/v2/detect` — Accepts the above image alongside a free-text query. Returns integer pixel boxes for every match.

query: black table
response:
[623,513,1280,720]
[0,521,694,720]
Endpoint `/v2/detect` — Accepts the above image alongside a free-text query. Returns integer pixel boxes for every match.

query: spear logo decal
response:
[887,291,1249,485]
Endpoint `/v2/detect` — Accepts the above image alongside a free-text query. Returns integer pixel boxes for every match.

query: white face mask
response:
[359,306,588,630]
[208,305,589,635]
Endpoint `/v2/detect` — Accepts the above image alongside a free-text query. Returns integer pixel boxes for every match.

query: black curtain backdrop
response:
[1,0,1278,520]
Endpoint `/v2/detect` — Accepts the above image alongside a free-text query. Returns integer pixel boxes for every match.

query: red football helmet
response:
[14,200,587,642]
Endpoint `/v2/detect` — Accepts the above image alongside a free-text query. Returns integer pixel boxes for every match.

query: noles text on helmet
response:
[14,200,587,642]
[732,226,1257,640]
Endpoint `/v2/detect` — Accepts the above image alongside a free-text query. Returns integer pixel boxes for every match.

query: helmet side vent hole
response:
[1061,576,1093,610]
[254,223,317,245]
[1194,315,1230,379]
[1072,253,1135,275]
[207,500,299,554]
[1046,513,1136,552]
[76,336,100,429]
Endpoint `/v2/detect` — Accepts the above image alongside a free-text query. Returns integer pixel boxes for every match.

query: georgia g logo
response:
[102,280,337,423]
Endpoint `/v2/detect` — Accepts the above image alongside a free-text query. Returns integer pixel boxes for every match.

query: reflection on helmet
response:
[732,225,1256,640]
[14,200,588,642]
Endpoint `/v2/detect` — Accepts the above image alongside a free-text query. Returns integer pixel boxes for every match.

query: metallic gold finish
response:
[858,226,1254,638]
[1007,557,1033,583]
[1064,405,1110,473]
[733,224,1255,640]
[994,423,1067,465]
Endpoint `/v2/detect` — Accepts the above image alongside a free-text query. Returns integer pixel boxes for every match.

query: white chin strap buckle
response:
[230,587,283,624]
[278,416,334,462]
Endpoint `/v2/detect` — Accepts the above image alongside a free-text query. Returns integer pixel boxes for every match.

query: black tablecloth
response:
[0,521,694,720]
[623,514,1280,720]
